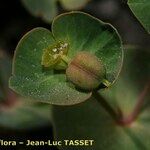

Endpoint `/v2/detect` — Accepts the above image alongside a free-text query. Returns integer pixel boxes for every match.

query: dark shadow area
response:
[0,125,58,150]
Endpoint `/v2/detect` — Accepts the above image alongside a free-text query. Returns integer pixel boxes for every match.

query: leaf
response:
[128,0,150,33]
[10,12,123,105]
[0,98,52,130]
[21,0,57,23]
[60,0,90,10]
[52,48,150,150]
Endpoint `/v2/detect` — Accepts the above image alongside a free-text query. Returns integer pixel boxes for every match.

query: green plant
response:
[8,0,150,149]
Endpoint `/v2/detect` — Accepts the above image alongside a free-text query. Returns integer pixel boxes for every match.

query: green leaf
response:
[0,98,52,130]
[52,48,150,149]
[60,0,90,10]
[21,0,57,23]
[128,0,150,33]
[10,12,123,105]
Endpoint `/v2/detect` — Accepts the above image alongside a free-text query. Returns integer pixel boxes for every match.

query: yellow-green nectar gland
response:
[41,41,69,68]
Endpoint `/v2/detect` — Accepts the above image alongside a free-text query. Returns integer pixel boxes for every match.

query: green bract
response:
[128,0,150,33]
[21,0,90,23]
[9,12,123,105]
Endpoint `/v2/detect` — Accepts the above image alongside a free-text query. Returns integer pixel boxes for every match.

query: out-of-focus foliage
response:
[0,50,51,130]
[128,0,150,33]
[60,0,90,10]
[21,0,91,23]
[52,48,150,150]
[0,51,11,100]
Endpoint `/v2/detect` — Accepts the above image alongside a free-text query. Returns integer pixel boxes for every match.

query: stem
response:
[117,81,150,126]
[93,80,150,126]
[92,91,119,122]
[61,55,71,64]
[102,79,111,87]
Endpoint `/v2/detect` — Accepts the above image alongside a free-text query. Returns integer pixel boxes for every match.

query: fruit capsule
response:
[66,52,106,91]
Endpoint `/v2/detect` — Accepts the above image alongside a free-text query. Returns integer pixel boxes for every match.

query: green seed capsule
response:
[41,41,69,68]
[66,52,106,91]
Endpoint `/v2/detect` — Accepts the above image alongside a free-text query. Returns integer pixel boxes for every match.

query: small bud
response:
[66,52,106,91]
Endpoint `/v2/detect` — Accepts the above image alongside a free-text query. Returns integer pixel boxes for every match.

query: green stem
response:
[102,79,111,87]
[61,55,71,64]
[94,81,150,126]
[92,91,119,122]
